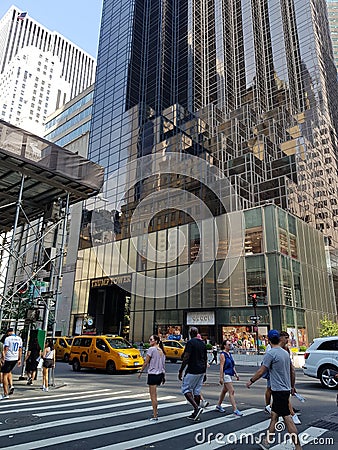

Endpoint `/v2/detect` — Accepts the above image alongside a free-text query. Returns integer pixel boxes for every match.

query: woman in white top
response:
[138,335,166,421]
[42,340,55,392]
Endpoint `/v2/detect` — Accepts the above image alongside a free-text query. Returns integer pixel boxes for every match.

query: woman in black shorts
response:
[42,340,55,392]
[138,335,166,421]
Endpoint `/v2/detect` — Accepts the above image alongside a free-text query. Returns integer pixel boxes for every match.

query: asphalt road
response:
[0,361,336,449]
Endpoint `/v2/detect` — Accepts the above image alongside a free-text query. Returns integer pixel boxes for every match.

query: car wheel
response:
[72,359,81,372]
[319,366,338,389]
[63,354,70,363]
[106,360,116,374]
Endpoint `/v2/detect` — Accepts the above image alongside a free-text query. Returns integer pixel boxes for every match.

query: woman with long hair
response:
[215,340,243,416]
[42,340,55,392]
[138,334,166,421]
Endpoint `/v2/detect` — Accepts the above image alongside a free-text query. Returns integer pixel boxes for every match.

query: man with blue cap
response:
[246,330,302,450]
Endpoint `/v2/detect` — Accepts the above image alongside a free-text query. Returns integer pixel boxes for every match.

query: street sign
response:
[250,315,261,321]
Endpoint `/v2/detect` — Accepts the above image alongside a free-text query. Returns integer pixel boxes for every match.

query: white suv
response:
[303,336,338,389]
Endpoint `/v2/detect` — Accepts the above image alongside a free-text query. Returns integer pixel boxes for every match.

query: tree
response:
[318,317,338,337]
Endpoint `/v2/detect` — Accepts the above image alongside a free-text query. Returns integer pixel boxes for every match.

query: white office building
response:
[0,6,96,135]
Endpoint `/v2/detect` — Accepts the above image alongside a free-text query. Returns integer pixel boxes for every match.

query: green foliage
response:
[206,343,212,350]
[259,345,266,351]
[133,344,138,349]
[318,317,338,337]
[143,343,150,349]
[299,346,307,352]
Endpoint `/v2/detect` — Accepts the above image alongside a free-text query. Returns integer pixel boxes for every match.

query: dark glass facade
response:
[73,0,338,341]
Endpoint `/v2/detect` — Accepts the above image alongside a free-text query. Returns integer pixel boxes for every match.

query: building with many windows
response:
[69,0,338,344]
[327,0,338,73]
[0,7,96,135]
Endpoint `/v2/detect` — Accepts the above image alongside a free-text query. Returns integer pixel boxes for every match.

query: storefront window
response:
[293,260,303,307]
[282,256,292,305]
[279,230,289,255]
[221,325,268,351]
[156,325,182,340]
[290,234,297,259]
[245,227,263,254]
[246,255,267,304]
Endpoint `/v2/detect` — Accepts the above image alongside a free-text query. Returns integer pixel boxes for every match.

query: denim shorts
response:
[181,373,204,395]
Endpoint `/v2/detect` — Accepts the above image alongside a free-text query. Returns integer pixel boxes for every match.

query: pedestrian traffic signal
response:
[250,293,258,308]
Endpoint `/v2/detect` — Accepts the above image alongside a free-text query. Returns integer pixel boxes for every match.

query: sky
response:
[0,1,103,57]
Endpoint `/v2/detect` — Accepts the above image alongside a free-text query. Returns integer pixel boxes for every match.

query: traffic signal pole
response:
[252,294,260,354]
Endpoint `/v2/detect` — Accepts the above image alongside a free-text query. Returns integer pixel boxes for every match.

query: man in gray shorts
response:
[178,327,207,421]
[246,330,302,450]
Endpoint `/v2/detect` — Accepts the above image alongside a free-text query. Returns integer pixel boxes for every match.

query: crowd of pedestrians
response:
[137,326,305,450]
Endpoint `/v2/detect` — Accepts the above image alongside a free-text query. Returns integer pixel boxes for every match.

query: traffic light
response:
[251,293,257,308]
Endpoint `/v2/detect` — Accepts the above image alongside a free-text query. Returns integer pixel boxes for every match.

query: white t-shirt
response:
[4,334,22,361]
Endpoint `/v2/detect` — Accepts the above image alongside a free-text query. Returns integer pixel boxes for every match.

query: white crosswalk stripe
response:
[0,390,330,450]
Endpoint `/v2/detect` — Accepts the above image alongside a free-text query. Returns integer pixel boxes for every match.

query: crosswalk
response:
[0,388,330,449]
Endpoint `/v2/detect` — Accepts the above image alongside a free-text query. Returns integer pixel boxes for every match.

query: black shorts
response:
[1,360,17,374]
[271,390,291,417]
[43,359,54,369]
[147,373,164,386]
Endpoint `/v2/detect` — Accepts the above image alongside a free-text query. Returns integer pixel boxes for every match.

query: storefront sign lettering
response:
[90,275,131,288]
[187,311,215,325]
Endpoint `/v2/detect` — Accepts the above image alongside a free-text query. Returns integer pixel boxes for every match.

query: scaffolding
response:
[0,120,104,333]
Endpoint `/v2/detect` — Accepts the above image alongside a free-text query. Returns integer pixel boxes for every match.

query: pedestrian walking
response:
[279,331,301,425]
[24,338,41,385]
[1,328,22,399]
[211,342,218,364]
[215,340,243,416]
[42,340,55,392]
[138,334,166,422]
[246,329,302,450]
[178,327,207,421]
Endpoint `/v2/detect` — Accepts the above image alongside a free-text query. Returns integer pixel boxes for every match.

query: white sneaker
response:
[42,387,48,392]
[200,400,210,408]
[292,414,301,425]
[265,405,272,414]
[1,395,9,400]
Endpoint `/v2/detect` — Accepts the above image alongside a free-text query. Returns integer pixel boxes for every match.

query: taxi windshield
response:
[106,338,132,349]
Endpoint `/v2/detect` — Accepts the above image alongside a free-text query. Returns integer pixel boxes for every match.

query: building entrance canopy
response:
[0,120,104,232]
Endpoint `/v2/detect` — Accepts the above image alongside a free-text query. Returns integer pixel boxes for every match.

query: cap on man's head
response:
[7,328,14,333]
[268,329,280,340]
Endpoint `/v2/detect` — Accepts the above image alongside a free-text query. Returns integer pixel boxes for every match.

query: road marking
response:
[185,418,271,449]
[270,426,329,449]
[1,407,261,450]
[2,392,151,415]
[37,395,179,417]
[0,389,120,409]
[0,397,182,438]
[96,408,262,450]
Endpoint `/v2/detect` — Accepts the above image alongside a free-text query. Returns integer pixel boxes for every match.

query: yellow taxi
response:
[69,335,144,374]
[162,339,185,363]
[54,336,73,362]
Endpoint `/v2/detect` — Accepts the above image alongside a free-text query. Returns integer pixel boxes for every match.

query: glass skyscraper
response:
[72,0,338,343]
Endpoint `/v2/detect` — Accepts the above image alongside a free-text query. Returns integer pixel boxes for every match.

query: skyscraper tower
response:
[89,0,338,242]
[0,6,96,134]
[71,0,338,341]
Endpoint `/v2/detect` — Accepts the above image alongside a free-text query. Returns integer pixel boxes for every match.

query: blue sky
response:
[0,1,103,57]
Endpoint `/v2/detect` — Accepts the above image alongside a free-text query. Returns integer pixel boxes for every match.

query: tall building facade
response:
[327,0,338,72]
[71,0,338,343]
[0,7,96,135]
